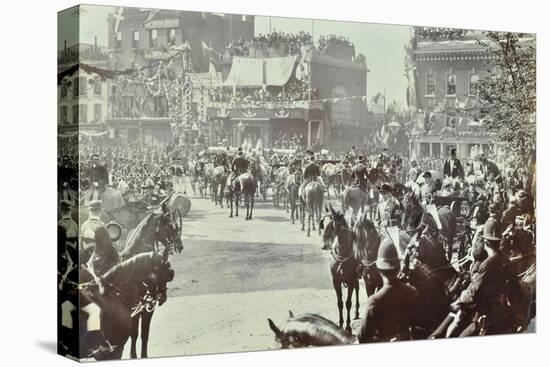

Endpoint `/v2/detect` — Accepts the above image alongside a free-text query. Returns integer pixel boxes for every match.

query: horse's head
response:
[147,245,175,306]
[402,192,423,231]
[268,311,353,348]
[154,202,184,254]
[319,204,347,250]
[353,212,380,262]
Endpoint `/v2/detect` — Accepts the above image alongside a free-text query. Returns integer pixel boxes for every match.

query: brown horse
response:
[268,311,356,348]
[118,201,182,359]
[228,165,257,220]
[402,191,457,262]
[341,186,369,228]
[352,212,382,297]
[79,247,174,360]
[211,166,229,208]
[319,205,360,332]
[301,180,324,236]
[286,172,302,224]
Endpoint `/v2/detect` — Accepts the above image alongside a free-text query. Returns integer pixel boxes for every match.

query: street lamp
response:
[388,118,401,135]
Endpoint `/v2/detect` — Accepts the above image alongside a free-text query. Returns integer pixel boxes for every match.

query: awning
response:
[223,56,297,87]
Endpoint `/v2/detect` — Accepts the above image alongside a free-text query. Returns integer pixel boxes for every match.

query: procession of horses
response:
[57,144,536,359]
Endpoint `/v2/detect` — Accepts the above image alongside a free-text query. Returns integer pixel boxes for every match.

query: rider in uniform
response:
[375,183,401,228]
[349,155,368,192]
[358,238,422,343]
[298,155,324,198]
[80,200,119,277]
[58,200,79,291]
[452,217,523,336]
[231,148,249,189]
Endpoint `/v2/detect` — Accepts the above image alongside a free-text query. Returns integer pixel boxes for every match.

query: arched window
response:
[447,74,456,95]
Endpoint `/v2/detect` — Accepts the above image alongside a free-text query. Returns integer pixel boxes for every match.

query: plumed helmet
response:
[376,238,401,270]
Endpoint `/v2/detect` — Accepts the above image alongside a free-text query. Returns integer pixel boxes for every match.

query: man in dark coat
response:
[452,217,523,336]
[479,153,501,182]
[349,156,368,191]
[358,238,423,342]
[443,147,464,180]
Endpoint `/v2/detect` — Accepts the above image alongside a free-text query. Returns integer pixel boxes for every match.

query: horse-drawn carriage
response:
[431,195,472,260]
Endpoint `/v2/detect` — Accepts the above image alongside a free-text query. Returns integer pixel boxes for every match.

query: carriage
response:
[431,195,472,260]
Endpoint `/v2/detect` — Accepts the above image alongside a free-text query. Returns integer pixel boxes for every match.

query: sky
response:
[59,5,412,105]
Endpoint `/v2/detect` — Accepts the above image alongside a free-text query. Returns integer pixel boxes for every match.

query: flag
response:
[113,7,125,33]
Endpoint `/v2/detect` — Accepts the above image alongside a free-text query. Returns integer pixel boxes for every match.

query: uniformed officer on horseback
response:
[375,183,401,228]
[298,155,325,198]
[349,155,368,192]
[230,148,249,189]
[358,238,422,343]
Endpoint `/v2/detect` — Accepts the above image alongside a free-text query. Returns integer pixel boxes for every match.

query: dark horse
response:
[228,165,258,220]
[268,310,356,348]
[352,212,382,297]
[319,205,360,332]
[286,172,302,225]
[402,192,457,262]
[119,201,183,359]
[79,247,174,360]
[211,166,229,208]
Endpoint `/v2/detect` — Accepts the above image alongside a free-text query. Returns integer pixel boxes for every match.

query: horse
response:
[203,163,214,199]
[402,191,457,262]
[268,311,356,348]
[301,180,324,237]
[321,163,344,198]
[118,201,183,359]
[341,186,369,228]
[79,247,174,360]
[228,165,257,220]
[210,166,229,208]
[352,213,382,297]
[319,205,360,332]
[285,172,302,224]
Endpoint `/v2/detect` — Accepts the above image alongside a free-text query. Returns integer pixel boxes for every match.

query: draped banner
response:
[223,56,297,87]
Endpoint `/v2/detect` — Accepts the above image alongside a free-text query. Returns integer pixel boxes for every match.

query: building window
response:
[132,30,140,48]
[149,29,158,48]
[115,31,122,49]
[469,74,480,95]
[60,84,67,98]
[93,81,102,96]
[72,105,79,124]
[60,106,68,124]
[447,74,457,95]
[93,104,102,122]
[167,29,176,46]
[73,78,79,97]
[79,104,88,123]
[426,73,435,96]
[78,77,87,96]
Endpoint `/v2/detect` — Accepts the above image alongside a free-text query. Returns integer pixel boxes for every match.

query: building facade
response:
[407,31,500,159]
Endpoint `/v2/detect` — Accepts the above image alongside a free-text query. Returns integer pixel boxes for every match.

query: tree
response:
[473,32,536,192]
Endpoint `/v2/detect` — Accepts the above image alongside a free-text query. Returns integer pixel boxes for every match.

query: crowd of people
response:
[209,81,317,106]
[224,31,355,58]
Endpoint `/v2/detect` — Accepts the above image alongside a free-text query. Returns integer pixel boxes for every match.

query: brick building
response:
[407,31,501,159]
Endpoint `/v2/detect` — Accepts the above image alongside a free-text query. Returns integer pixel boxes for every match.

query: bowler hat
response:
[380,183,391,193]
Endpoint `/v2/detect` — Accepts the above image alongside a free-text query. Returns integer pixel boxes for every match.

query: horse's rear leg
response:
[345,282,354,332]
[333,279,344,328]
[129,316,139,359]
[354,279,360,320]
[140,312,153,359]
